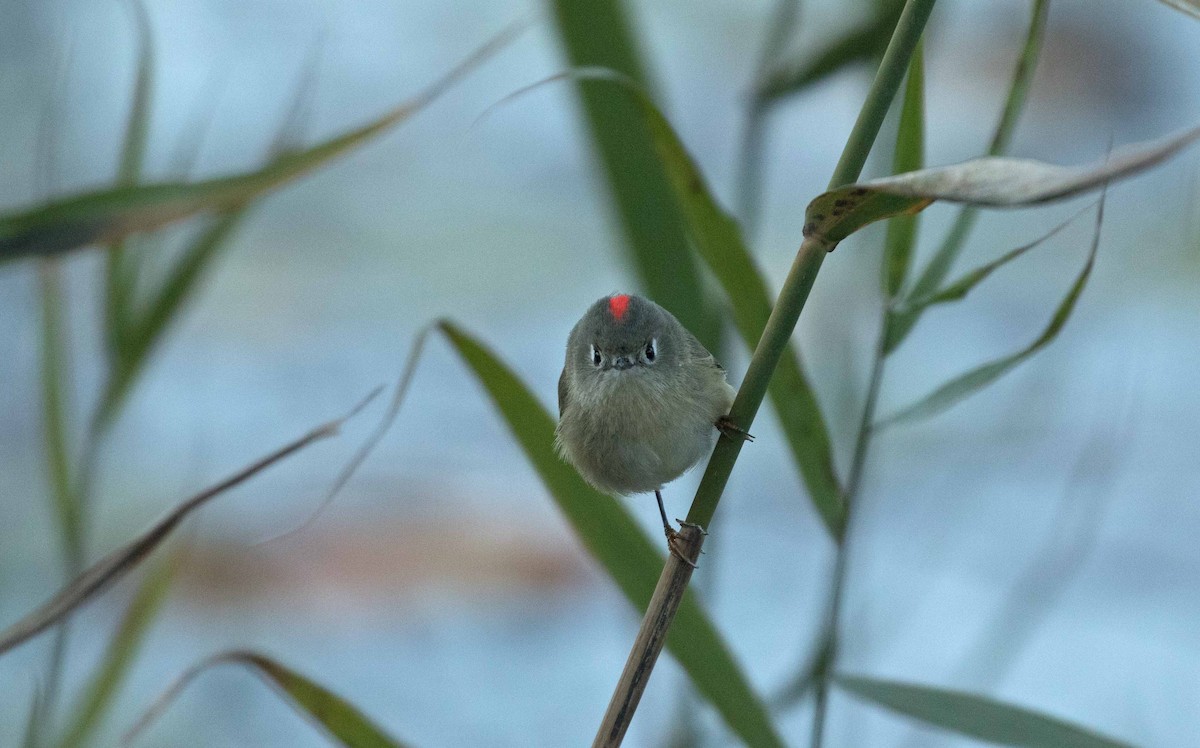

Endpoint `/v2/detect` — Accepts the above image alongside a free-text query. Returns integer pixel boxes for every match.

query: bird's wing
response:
[680,327,725,372]
[557,367,570,417]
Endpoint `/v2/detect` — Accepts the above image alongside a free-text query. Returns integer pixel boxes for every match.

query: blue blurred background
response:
[1,0,1198,745]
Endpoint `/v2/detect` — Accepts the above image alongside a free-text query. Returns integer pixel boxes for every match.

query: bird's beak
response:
[612,356,633,371]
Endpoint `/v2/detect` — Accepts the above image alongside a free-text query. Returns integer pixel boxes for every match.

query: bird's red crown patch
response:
[608,294,631,322]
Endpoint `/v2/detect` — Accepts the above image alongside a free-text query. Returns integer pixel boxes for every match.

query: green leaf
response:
[837,675,1134,747]
[755,0,905,103]
[104,0,156,359]
[804,120,1200,246]
[57,548,180,748]
[1156,0,1200,19]
[438,321,785,748]
[900,203,1089,313]
[95,54,322,428]
[545,0,721,351]
[883,40,924,297]
[0,27,517,263]
[877,194,1104,429]
[0,392,376,657]
[889,0,1049,352]
[608,73,846,537]
[38,261,82,572]
[126,651,409,747]
[99,211,247,429]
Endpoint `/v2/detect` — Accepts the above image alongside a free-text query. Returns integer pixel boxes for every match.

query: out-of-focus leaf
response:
[104,0,156,358]
[0,27,518,262]
[602,73,846,537]
[37,261,81,571]
[0,392,376,657]
[896,203,1089,316]
[439,321,785,748]
[96,54,319,427]
[57,548,180,748]
[888,0,1049,352]
[770,635,832,709]
[883,40,924,297]
[803,121,1200,246]
[837,675,1134,748]
[98,212,247,428]
[877,194,1104,429]
[756,0,904,102]
[254,325,433,544]
[1156,0,1200,19]
[126,651,408,748]
[545,0,721,351]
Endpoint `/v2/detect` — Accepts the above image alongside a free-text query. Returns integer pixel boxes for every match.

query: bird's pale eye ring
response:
[590,345,602,367]
[644,338,657,363]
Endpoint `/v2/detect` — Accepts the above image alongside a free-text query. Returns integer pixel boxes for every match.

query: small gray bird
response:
[555,293,750,559]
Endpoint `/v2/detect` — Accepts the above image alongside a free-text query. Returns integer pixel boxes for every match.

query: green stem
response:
[686,0,937,531]
[686,234,829,529]
[37,260,82,744]
[827,0,936,189]
[38,263,82,572]
[809,311,890,747]
[598,1,936,741]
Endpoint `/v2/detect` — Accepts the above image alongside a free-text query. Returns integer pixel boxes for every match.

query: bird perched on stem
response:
[555,293,751,563]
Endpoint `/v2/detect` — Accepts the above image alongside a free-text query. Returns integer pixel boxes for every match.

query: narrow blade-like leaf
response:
[0,26,518,262]
[58,548,180,748]
[755,0,905,103]
[899,203,1089,313]
[837,675,1134,747]
[104,0,156,358]
[439,321,785,748]
[95,56,318,427]
[0,392,376,656]
[126,651,409,747]
[888,0,1049,352]
[883,40,924,297]
[804,122,1199,246]
[98,212,246,428]
[545,0,721,350]
[878,194,1104,429]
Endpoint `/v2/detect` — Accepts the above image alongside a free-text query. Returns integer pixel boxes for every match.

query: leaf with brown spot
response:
[804,122,1200,245]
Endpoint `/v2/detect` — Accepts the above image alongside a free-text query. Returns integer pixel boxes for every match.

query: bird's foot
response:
[716,415,754,442]
[665,520,706,568]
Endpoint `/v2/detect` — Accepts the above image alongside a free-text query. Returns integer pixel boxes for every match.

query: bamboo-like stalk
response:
[591,1,938,743]
[592,523,705,748]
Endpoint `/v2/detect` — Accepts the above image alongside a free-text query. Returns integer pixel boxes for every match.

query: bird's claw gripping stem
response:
[716,415,754,442]
[665,521,705,568]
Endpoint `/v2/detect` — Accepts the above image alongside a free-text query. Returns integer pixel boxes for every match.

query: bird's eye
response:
[644,339,657,362]
[591,345,602,367]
